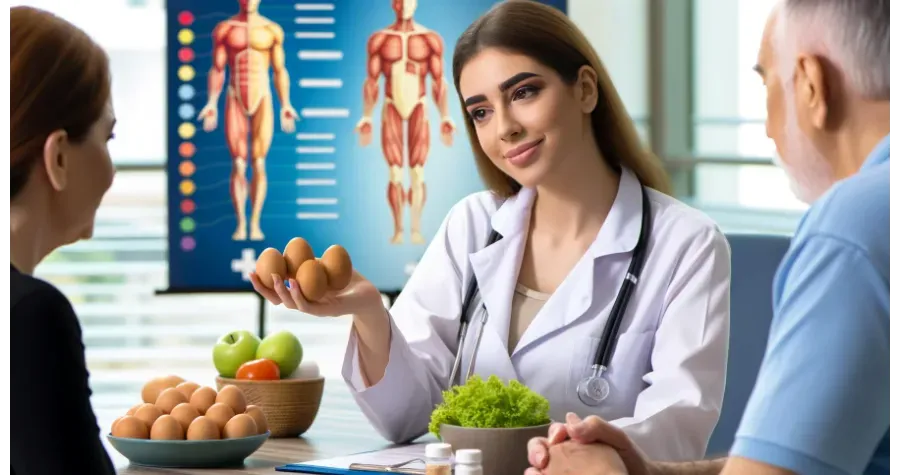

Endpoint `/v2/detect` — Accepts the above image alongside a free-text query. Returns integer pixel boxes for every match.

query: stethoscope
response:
[448,185,652,407]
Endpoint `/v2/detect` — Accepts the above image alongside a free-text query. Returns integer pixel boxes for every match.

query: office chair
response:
[705,232,792,457]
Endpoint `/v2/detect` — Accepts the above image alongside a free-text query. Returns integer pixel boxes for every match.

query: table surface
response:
[113,379,432,474]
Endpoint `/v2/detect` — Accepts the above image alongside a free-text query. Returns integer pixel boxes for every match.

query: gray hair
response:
[774,0,889,100]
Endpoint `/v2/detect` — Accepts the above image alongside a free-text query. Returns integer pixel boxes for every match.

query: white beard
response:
[775,95,835,205]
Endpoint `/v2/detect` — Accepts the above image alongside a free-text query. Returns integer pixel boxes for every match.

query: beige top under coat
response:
[508,283,551,354]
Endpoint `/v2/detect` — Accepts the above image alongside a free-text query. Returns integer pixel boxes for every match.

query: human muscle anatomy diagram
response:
[355,0,456,245]
[198,0,298,241]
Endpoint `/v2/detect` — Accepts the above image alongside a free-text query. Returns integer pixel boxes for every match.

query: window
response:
[692,0,808,216]
[570,0,651,145]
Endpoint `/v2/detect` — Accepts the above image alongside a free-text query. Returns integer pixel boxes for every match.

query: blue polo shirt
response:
[731,136,890,475]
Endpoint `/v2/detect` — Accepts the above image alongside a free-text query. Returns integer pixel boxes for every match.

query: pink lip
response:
[505,140,543,167]
[504,139,544,159]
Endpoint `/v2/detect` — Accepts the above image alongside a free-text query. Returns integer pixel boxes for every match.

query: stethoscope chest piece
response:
[576,364,610,406]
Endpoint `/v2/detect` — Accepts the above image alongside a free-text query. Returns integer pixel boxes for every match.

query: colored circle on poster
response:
[178,122,196,139]
[178,47,195,63]
[180,217,196,233]
[178,142,196,158]
[178,84,195,100]
[177,29,194,45]
[179,179,196,196]
[178,103,196,120]
[181,236,196,252]
[179,161,196,177]
[177,65,195,82]
[178,11,194,26]
[180,199,196,214]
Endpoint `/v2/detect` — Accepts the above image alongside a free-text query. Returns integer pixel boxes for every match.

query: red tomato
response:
[235,358,281,380]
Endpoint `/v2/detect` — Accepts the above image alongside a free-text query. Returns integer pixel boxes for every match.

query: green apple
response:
[256,330,303,378]
[213,330,261,378]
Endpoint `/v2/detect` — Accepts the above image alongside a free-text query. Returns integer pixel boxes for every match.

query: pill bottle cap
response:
[425,442,452,459]
[455,449,482,464]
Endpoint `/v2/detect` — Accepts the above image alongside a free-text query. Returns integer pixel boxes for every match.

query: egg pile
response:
[110,375,269,441]
[255,237,353,301]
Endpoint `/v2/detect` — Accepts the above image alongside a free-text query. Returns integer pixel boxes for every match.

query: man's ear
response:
[574,65,599,114]
[794,54,828,130]
[42,130,69,192]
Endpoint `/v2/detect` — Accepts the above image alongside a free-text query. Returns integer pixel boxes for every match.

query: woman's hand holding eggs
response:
[252,237,353,302]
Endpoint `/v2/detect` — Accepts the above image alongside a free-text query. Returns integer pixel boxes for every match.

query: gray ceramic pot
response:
[439,423,552,475]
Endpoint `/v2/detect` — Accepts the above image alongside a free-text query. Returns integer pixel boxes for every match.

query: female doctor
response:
[250,0,731,462]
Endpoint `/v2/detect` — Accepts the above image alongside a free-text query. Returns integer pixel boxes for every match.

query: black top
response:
[11,264,116,475]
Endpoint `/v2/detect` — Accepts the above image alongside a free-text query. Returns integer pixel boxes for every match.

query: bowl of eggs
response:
[108,375,270,468]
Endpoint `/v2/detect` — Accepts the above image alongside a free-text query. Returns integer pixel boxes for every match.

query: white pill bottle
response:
[454,449,483,475]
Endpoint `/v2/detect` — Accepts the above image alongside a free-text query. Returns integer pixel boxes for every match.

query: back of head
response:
[775,0,889,100]
[10,6,111,199]
[452,0,671,197]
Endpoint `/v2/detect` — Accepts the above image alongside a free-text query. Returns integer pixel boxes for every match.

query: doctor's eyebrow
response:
[463,71,541,106]
[752,64,765,77]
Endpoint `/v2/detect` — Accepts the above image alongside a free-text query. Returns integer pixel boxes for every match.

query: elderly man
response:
[526,0,890,474]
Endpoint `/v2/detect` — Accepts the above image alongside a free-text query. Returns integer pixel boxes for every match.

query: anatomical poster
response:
[165,0,567,292]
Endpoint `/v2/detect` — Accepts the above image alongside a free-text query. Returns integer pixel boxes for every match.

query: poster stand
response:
[154,288,269,339]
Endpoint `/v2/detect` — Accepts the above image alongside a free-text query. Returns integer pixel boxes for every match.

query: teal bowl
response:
[107,432,270,468]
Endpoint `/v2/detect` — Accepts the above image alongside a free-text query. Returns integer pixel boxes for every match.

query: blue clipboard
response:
[275,465,422,474]
[275,444,429,474]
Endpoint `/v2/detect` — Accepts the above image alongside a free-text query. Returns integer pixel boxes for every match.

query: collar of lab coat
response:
[488,167,644,257]
[468,167,645,356]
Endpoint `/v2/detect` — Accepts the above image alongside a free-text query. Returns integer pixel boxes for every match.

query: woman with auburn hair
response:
[11,6,117,474]
[251,0,731,461]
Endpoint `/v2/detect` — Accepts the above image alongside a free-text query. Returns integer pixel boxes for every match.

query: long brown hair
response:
[452,0,671,198]
[10,6,111,199]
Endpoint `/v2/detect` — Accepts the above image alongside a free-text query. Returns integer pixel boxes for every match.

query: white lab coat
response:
[341,168,731,461]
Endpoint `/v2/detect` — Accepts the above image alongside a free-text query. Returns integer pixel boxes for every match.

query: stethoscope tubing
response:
[449,185,651,389]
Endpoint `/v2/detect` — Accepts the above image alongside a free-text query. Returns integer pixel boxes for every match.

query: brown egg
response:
[320,245,353,290]
[216,385,247,414]
[186,416,221,440]
[150,414,185,440]
[244,405,269,435]
[190,386,218,415]
[283,237,315,278]
[223,413,258,439]
[161,375,185,387]
[170,403,201,432]
[126,403,142,416]
[175,381,200,400]
[205,402,236,431]
[141,375,183,404]
[255,248,287,289]
[111,416,125,434]
[297,259,328,301]
[134,403,164,428]
[155,387,189,414]
[112,415,150,439]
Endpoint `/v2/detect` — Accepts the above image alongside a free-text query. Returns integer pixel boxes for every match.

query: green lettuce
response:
[428,375,551,437]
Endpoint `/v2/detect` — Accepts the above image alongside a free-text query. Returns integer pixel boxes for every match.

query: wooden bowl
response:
[215,376,324,438]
